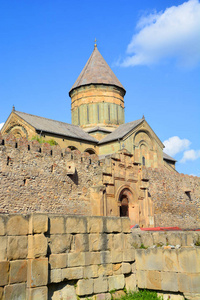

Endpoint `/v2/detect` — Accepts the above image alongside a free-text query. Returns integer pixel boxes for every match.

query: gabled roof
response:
[14,111,98,143]
[69,46,125,94]
[163,152,177,162]
[98,119,144,144]
[86,126,113,134]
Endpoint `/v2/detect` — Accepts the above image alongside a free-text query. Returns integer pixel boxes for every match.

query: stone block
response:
[76,279,93,296]
[4,283,26,300]
[178,273,191,293]
[85,252,101,265]
[7,236,28,260]
[123,233,136,250]
[152,232,167,246]
[167,232,182,246]
[112,234,124,250]
[178,247,199,273]
[142,248,163,271]
[66,216,87,233]
[161,272,178,292]
[87,217,104,233]
[108,274,125,291]
[89,234,111,252]
[190,273,200,293]
[100,251,111,264]
[105,218,121,233]
[123,249,135,262]
[84,265,98,278]
[0,236,7,260]
[130,232,142,248]
[52,285,76,300]
[136,270,146,288]
[50,269,62,283]
[94,293,111,300]
[10,260,27,284]
[27,258,48,287]
[122,262,131,274]
[62,267,84,280]
[75,234,89,252]
[68,252,85,267]
[121,218,130,233]
[49,216,65,234]
[94,277,108,293]
[0,216,5,235]
[0,261,9,286]
[49,253,68,269]
[111,250,123,263]
[7,215,29,235]
[27,286,47,300]
[146,270,161,290]
[125,274,137,292]
[29,214,48,234]
[28,234,47,258]
[141,232,154,247]
[50,234,72,254]
[163,249,179,272]
[98,264,113,277]
[113,263,122,275]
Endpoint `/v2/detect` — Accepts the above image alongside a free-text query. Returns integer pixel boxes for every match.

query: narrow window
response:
[78,107,80,125]
[50,150,53,156]
[28,145,30,151]
[108,105,110,122]
[142,156,145,166]
[15,142,18,148]
[87,105,89,123]
[97,104,100,122]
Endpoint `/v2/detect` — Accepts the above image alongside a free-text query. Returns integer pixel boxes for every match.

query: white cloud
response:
[163,136,191,156]
[0,123,4,130]
[180,149,200,163]
[120,0,200,68]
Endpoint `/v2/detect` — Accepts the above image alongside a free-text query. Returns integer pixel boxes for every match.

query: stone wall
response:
[0,213,200,300]
[142,167,200,228]
[0,134,102,215]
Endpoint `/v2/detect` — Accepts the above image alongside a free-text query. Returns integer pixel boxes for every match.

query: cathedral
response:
[1,44,176,171]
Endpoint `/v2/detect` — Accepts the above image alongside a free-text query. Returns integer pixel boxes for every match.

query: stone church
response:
[1,44,176,172]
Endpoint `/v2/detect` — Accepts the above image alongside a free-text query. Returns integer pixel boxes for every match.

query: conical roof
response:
[69,46,126,94]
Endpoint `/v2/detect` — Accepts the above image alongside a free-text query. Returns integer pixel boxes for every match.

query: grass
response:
[31,136,58,146]
[118,290,163,300]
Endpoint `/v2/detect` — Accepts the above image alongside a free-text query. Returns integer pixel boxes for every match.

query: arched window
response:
[142,156,145,166]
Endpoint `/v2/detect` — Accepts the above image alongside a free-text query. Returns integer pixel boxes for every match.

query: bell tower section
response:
[69,44,126,131]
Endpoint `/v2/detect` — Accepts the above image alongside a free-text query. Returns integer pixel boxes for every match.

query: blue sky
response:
[0,0,199,176]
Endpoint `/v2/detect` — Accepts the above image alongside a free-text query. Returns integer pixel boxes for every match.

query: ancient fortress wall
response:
[143,167,200,228]
[0,134,103,215]
[0,214,200,300]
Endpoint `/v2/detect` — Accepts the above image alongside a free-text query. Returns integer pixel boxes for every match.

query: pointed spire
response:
[142,115,145,120]
[69,46,126,95]
[94,38,97,48]
[12,105,15,112]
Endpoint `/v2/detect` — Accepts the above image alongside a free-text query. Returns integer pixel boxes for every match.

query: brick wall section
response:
[0,213,200,300]
[142,166,200,228]
[0,133,102,215]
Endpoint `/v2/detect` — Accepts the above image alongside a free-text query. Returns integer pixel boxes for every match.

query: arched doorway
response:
[120,195,129,217]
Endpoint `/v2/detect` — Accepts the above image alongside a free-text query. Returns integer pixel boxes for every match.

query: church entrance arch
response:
[116,186,139,225]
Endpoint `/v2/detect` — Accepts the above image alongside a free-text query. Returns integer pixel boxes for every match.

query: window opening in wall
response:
[87,105,89,123]
[185,191,191,201]
[7,156,10,166]
[15,143,18,148]
[28,145,30,151]
[50,150,53,156]
[61,153,63,157]
[142,156,145,166]
[108,105,110,122]
[120,196,129,217]
[39,148,41,153]
[97,104,100,122]
[78,107,80,125]
[2,139,5,145]
[89,158,91,165]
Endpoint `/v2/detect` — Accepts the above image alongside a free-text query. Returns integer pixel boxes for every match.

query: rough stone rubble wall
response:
[142,166,200,228]
[0,134,102,215]
[0,213,200,300]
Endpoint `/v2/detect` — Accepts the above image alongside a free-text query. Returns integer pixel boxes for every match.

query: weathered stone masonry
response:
[0,133,199,228]
[0,214,200,300]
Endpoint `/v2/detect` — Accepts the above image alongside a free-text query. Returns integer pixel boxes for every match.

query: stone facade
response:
[0,133,199,228]
[0,213,199,300]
